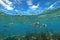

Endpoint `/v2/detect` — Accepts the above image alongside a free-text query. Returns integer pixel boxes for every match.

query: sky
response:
[0,0,60,15]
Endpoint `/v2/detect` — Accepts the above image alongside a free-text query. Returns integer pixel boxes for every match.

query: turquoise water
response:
[0,16,60,38]
[0,8,60,39]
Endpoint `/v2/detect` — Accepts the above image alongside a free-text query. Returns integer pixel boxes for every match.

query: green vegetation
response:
[0,30,60,40]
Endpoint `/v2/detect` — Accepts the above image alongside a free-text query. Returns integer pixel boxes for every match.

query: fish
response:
[9,22,15,26]
[40,24,47,28]
[32,22,47,28]
[32,22,40,27]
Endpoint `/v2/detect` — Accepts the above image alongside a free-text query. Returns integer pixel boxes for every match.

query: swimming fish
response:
[40,24,47,28]
[9,22,15,26]
[32,22,47,28]
[32,22,40,27]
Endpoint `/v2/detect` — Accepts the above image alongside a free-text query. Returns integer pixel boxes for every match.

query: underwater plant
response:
[0,30,60,40]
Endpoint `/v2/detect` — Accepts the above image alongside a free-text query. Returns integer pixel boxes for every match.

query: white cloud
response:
[48,1,60,9]
[0,0,13,10]
[6,5,13,10]
[26,0,39,10]
[26,0,33,6]
[14,0,22,5]
[48,4,54,9]
[29,4,39,10]
[5,0,12,5]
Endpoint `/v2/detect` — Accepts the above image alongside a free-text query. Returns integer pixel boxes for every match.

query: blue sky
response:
[0,0,60,15]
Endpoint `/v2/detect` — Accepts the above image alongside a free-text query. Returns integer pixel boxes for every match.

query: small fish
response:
[9,22,15,26]
[40,24,47,28]
[32,22,40,27]
[32,22,47,28]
